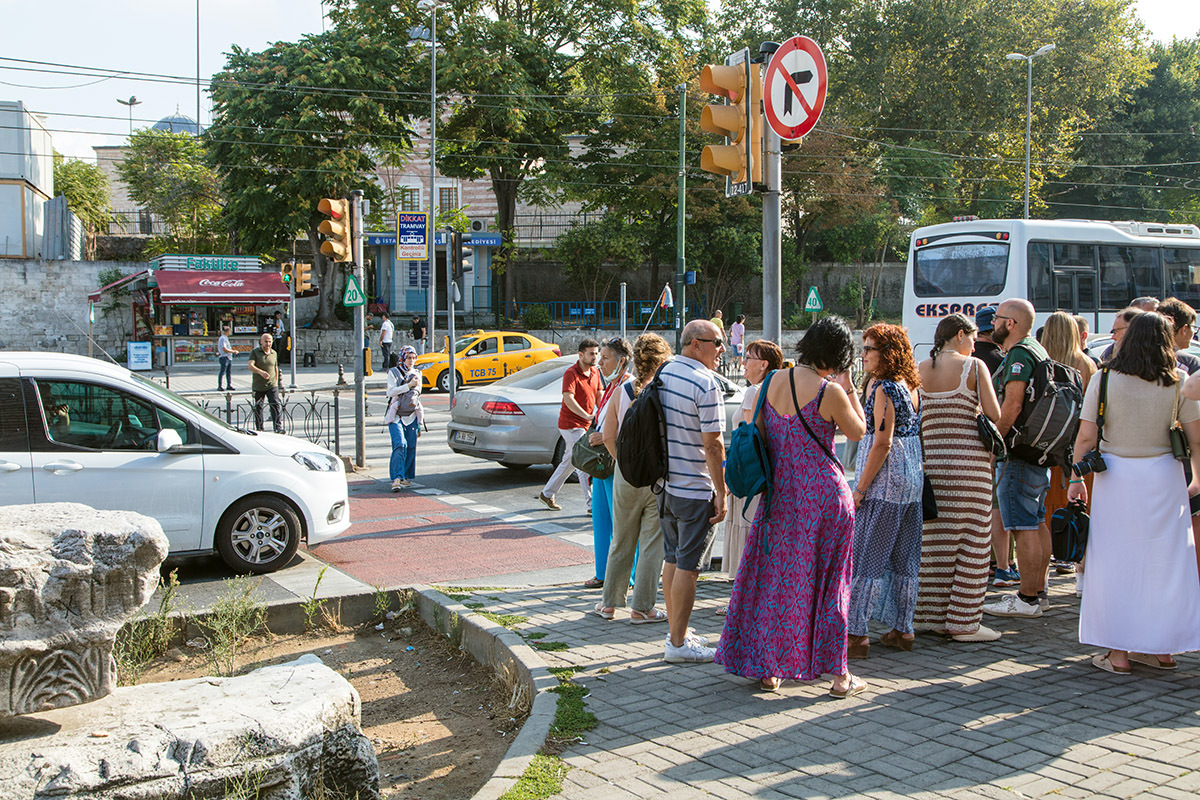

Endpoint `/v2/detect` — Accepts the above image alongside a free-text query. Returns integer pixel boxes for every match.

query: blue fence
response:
[513,300,692,329]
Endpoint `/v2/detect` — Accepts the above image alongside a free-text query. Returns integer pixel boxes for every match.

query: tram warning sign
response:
[342,274,366,308]
[804,286,824,312]
[764,36,828,141]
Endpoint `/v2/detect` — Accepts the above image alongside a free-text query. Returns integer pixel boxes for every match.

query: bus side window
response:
[1028,243,1052,310]
[1099,245,1159,309]
[1165,247,1200,308]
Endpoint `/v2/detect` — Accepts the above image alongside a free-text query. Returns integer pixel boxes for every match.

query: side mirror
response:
[157,428,184,453]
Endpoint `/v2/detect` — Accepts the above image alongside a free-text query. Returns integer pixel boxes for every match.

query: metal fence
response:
[183,387,346,455]
[107,210,170,236]
[512,212,601,245]
[513,300,690,330]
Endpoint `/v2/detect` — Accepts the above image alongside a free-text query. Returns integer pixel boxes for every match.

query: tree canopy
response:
[53,155,110,258]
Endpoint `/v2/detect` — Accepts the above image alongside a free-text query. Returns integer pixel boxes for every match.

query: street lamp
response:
[116,95,141,136]
[1006,43,1055,219]
[418,0,446,355]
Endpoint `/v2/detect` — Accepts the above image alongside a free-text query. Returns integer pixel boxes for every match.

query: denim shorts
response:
[658,491,717,573]
[997,459,1050,531]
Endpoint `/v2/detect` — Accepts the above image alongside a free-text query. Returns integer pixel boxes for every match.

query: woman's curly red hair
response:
[863,323,920,387]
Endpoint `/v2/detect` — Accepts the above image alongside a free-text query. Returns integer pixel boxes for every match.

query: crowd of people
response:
[551,298,1200,696]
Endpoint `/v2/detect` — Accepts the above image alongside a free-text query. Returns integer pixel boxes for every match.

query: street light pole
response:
[1006,43,1055,219]
[420,0,443,356]
[116,96,141,136]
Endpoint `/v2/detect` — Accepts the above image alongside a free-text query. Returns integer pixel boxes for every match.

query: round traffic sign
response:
[763,36,828,141]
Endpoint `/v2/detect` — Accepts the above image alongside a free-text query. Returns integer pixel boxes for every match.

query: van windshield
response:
[913,242,1009,297]
[129,372,238,432]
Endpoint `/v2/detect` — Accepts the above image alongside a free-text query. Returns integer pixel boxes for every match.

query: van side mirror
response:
[157,429,184,452]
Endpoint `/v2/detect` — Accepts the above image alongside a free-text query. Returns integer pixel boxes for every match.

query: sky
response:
[2,0,1198,163]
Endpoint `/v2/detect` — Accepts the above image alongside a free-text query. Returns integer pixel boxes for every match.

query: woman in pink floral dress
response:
[715,317,869,697]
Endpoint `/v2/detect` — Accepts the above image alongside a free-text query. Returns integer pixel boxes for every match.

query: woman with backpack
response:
[715,316,868,697]
[914,314,1003,642]
[1068,312,1200,674]
[719,338,784,615]
[593,334,671,623]
[847,323,924,657]
[385,347,422,492]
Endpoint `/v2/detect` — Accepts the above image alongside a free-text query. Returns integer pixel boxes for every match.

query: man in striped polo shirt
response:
[659,319,728,663]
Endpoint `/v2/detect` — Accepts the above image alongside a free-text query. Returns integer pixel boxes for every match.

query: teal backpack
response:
[726,370,776,521]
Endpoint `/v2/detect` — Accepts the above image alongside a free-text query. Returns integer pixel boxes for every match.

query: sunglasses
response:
[694,337,725,347]
[861,345,880,352]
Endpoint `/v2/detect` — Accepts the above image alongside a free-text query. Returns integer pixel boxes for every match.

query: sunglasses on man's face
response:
[694,337,725,348]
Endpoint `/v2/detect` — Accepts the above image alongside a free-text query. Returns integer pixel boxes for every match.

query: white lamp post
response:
[1006,43,1055,219]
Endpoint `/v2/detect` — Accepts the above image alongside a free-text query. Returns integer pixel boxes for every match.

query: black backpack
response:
[1005,346,1084,470]
[616,363,670,490]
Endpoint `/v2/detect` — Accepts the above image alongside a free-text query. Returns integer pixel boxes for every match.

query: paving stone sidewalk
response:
[479,575,1200,799]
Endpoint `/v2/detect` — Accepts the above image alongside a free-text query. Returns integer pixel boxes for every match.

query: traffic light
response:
[317,197,352,262]
[296,262,313,293]
[451,231,473,280]
[280,262,294,285]
[699,52,762,194]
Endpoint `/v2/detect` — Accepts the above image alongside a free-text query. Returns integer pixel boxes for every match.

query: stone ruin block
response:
[0,503,168,718]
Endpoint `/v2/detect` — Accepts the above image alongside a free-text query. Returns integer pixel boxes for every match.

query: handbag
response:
[1050,499,1089,562]
[922,475,938,521]
[1170,376,1190,462]
[572,383,619,479]
[974,361,1007,458]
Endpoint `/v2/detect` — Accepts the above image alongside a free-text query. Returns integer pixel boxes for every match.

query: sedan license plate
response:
[453,431,476,445]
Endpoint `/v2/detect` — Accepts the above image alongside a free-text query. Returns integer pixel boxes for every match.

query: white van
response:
[0,353,350,573]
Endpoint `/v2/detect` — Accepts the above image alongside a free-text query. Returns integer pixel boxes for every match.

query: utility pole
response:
[288,273,297,388]
[424,2,440,357]
[675,83,688,352]
[446,228,458,400]
[351,189,366,468]
[760,42,782,342]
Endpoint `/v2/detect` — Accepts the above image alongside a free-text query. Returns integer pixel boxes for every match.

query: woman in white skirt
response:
[1068,312,1200,674]
[720,339,784,614]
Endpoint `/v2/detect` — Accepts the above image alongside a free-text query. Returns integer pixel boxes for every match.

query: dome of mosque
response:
[152,111,201,135]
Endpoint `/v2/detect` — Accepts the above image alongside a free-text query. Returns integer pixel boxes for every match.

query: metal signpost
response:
[350,190,366,468]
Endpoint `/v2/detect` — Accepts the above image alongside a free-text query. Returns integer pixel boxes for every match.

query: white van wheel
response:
[217,495,301,574]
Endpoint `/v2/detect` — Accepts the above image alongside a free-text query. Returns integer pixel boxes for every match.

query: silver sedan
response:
[447,356,747,469]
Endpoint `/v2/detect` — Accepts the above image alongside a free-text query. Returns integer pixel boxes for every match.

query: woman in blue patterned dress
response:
[848,323,924,657]
[715,316,869,697]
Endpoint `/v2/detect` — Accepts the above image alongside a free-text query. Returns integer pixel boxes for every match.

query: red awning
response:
[88,269,151,302]
[152,270,289,305]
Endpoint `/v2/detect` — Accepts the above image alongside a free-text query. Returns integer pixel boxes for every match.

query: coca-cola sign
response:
[198,278,247,288]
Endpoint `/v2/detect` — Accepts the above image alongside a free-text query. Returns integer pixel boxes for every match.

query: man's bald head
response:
[993,299,1035,349]
[681,319,723,368]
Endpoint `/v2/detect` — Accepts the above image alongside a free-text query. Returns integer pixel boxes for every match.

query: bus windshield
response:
[913,242,1009,297]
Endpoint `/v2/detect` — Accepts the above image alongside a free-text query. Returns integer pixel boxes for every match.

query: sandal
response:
[848,637,870,660]
[1128,652,1177,670]
[583,577,604,589]
[829,674,868,699]
[759,677,781,692]
[880,630,915,651]
[591,603,615,620]
[630,607,668,624]
[1092,653,1132,675]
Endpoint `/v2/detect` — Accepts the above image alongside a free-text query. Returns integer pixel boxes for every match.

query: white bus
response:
[902,218,1200,356]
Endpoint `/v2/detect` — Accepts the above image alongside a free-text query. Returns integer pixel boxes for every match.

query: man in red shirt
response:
[537,338,602,512]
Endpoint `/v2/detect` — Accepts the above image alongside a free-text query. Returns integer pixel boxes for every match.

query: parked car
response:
[415,330,561,393]
[447,356,747,468]
[0,352,349,574]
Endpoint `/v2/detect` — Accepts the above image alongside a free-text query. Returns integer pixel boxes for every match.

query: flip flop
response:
[591,603,615,620]
[583,577,604,589]
[1128,652,1178,670]
[759,677,781,693]
[630,608,668,624]
[829,675,868,699]
[1092,653,1132,675]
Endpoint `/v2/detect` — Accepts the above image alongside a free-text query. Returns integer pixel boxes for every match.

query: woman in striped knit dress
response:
[914,314,1003,642]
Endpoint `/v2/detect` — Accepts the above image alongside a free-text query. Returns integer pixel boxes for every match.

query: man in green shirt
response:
[248,332,285,434]
[984,298,1051,620]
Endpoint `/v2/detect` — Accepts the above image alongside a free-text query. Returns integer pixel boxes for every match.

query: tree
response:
[53,154,110,259]
[687,193,762,317]
[553,213,643,302]
[117,129,223,257]
[206,30,424,328]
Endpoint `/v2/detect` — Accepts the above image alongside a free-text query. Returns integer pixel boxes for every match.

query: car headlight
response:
[418,362,438,372]
[292,451,340,472]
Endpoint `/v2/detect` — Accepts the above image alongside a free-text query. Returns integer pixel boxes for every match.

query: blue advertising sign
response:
[396,212,430,261]
[128,341,152,371]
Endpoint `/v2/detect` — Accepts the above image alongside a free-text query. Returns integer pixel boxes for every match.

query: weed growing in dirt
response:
[114,570,180,685]
[372,584,393,620]
[548,682,596,740]
[531,640,568,652]
[431,585,472,602]
[197,576,267,677]
[478,611,528,630]
[465,601,484,609]
[523,632,547,640]
[497,754,567,800]
[547,667,577,680]
[301,565,328,631]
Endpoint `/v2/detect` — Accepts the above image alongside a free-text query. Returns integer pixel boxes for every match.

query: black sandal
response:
[583,577,604,588]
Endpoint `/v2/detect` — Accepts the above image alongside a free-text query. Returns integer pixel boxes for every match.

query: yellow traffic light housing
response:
[318,197,352,262]
[296,262,313,293]
[280,262,294,285]
[699,51,762,195]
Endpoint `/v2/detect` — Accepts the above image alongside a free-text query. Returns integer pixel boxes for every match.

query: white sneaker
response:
[665,630,710,646]
[664,638,716,663]
[982,594,1042,618]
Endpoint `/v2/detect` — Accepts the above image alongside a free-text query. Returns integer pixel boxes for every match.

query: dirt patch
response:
[138,613,527,799]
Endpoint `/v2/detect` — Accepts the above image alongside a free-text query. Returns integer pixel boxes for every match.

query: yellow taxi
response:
[415,330,562,392]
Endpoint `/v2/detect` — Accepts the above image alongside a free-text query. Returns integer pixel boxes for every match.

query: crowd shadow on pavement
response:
[479,577,1200,800]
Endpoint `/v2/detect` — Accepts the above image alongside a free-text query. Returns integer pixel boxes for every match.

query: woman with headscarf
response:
[384,346,422,491]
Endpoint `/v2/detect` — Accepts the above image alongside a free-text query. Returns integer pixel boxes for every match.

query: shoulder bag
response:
[572,383,619,480]
[1170,375,1190,462]
[974,360,1007,458]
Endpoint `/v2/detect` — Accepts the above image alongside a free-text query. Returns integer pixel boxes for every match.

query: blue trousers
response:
[592,475,615,581]
[217,356,232,389]
[389,418,419,481]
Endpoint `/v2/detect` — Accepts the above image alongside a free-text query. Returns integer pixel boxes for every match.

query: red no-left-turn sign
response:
[764,36,828,141]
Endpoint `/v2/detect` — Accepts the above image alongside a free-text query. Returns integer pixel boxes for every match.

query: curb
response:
[168,584,557,800]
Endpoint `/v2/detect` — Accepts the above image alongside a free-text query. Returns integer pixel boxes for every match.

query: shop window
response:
[37,381,159,451]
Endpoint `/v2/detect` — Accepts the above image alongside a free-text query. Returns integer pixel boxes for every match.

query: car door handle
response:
[43,461,83,473]
[0,461,21,472]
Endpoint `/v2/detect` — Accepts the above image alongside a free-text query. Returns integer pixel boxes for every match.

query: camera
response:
[1071,450,1107,478]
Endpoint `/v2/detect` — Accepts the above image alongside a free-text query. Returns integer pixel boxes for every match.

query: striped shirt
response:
[659,355,725,499]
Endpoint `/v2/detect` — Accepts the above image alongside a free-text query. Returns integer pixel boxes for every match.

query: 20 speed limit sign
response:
[764,36,828,141]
